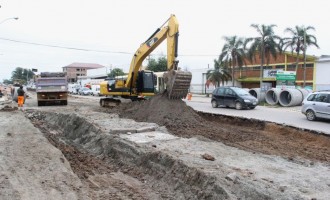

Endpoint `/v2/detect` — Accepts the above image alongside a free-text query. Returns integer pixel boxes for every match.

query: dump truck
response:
[36,72,68,106]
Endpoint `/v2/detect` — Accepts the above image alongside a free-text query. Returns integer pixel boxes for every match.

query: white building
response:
[315,55,330,91]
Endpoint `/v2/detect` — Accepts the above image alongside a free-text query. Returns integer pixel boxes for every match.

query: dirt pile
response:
[113,94,330,163]
[117,94,204,130]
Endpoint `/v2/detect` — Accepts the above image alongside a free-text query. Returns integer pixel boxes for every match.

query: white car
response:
[78,87,92,95]
[301,91,330,121]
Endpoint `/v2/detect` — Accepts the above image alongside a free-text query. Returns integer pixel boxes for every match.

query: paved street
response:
[184,95,330,135]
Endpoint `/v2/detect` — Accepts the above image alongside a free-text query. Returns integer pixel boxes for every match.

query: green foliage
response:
[282,25,319,72]
[108,68,125,78]
[206,59,231,87]
[3,79,13,84]
[219,36,246,86]
[11,67,35,84]
[146,56,167,72]
[245,24,281,66]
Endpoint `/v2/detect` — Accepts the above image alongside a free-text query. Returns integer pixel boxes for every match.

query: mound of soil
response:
[113,94,330,163]
[117,94,204,130]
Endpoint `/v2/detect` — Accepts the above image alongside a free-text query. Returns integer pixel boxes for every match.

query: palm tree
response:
[11,67,25,83]
[282,25,319,87]
[206,59,231,87]
[245,24,281,89]
[219,36,246,86]
[11,67,34,84]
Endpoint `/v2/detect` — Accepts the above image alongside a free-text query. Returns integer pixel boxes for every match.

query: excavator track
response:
[164,70,192,99]
[100,97,132,108]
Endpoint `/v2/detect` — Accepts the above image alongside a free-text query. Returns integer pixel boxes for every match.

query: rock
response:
[226,172,238,182]
[201,153,215,161]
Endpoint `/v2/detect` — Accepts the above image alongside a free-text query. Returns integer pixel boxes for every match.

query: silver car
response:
[301,91,330,121]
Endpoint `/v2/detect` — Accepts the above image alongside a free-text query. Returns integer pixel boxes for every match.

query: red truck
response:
[36,72,68,106]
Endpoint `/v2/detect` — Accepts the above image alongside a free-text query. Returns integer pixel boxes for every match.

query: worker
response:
[17,85,25,109]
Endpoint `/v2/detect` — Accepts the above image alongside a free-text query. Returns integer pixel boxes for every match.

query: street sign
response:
[276,71,296,89]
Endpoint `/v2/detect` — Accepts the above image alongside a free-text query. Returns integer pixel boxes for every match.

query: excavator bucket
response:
[164,70,192,99]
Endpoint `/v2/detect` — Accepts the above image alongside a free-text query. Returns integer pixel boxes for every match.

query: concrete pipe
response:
[265,88,281,106]
[278,88,304,107]
[248,88,265,102]
[297,88,312,100]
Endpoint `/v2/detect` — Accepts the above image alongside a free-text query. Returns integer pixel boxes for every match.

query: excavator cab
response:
[136,71,155,94]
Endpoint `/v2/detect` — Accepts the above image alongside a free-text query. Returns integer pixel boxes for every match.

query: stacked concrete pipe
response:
[278,88,311,107]
[248,88,265,102]
[265,88,282,106]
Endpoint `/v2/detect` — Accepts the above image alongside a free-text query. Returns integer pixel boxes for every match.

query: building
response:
[63,62,105,82]
[235,52,317,89]
[192,52,319,94]
[315,55,330,91]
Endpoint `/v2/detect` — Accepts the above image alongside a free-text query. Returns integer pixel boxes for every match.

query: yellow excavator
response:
[99,14,192,107]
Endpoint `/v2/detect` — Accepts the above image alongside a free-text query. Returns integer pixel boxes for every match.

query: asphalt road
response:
[68,93,330,135]
[183,95,330,136]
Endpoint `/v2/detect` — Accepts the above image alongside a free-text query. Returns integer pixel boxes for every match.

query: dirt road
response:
[0,92,329,199]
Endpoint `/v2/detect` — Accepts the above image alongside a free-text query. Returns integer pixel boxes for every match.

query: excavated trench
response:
[27,111,233,199]
[21,94,330,199]
[24,107,330,199]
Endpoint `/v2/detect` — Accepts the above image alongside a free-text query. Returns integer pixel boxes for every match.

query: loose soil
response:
[111,94,330,163]
[2,92,330,199]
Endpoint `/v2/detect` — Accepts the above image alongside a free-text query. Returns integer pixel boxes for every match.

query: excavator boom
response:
[99,14,191,107]
[125,14,191,99]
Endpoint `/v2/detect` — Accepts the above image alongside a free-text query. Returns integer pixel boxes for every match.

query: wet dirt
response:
[112,94,330,163]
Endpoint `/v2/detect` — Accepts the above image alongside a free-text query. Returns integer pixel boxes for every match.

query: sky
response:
[0,0,329,84]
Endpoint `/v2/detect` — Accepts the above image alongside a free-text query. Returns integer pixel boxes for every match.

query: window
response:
[76,69,80,71]
[287,65,295,70]
[315,94,328,103]
[264,66,272,70]
[307,94,316,101]
[217,88,225,95]
[275,65,285,69]
[225,88,234,95]
[252,66,260,71]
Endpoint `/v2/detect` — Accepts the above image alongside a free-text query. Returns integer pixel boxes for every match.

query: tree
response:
[245,24,281,88]
[146,56,167,72]
[108,68,125,78]
[282,25,319,87]
[206,59,231,87]
[3,79,13,84]
[11,67,34,84]
[219,36,246,86]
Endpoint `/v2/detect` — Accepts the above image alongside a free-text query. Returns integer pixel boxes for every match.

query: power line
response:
[0,37,132,54]
[0,37,219,57]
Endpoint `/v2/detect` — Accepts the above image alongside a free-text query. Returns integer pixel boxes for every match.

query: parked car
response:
[211,86,258,110]
[68,83,81,94]
[301,91,330,121]
[91,84,101,96]
[78,87,92,95]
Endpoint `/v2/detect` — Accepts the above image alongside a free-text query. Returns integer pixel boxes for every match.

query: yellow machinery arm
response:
[99,14,191,107]
[125,14,191,99]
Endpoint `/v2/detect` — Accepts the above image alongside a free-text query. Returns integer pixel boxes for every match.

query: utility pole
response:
[303,28,307,88]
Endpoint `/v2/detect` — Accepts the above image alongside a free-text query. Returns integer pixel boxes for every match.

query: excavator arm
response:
[125,14,191,99]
